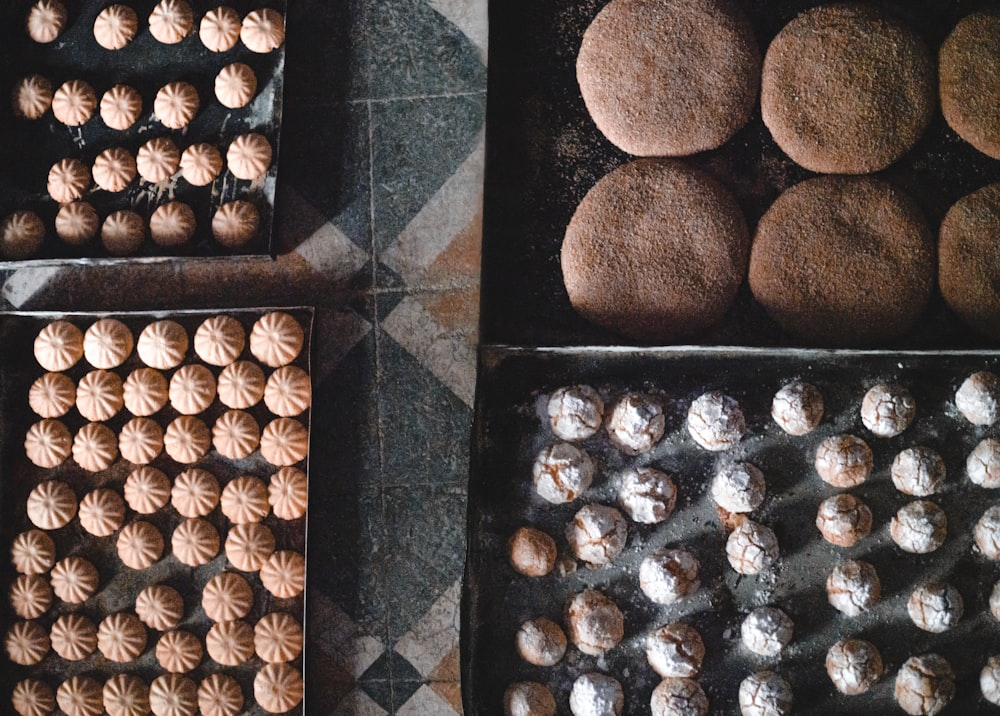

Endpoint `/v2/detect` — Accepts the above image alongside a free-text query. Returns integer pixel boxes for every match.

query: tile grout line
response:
[347,89,487,105]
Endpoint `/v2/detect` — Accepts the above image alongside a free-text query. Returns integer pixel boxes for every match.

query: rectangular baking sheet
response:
[463,345,1000,715]
[478,0,1000,348]
[0,307,312,715]
[0,0,286,265]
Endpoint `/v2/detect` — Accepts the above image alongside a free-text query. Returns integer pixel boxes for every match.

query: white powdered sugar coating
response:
[956,371,1000,426]
[976,505,1000,559]
[504,682,556,716]
[639,549,701,605]
[548,385,604,441]
[907,583,963,633]
[687,391,745,451]
[815,494,872,547]
[606,392,665,454]
[565,589,624,656]
[815,435,873,487]
[892,447,946,496]
[982,656,1000,706]
[516,618,566,667]
[826,560,880,616]
[992,581,1000,622]
[771,381,823,436]
[645,623,704,678]
[726,519,779,574]
[738,670,794,716]
[891,501,947,554]
[566,504,628,565]
[741,607,793,657]
[532,443,595,504]
[650,678,708,716]
[826,639,883,695]
[894,654,955,716]
[618,468,676,524]
[569,673,624,716]
[968,439,1000,488]
[711,462,766,513]
[860,383,916,438]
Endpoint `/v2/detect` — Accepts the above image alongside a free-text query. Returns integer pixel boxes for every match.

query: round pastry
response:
[891,500,947,554]
[225,521,275,571]
[148,674,197,716]
[101,210,145,256]
[220,475,269,523]
[25,419,72,468]
[939,184,1000,339]
[566,503,627,566]
[56,202,99,245]
[576,0,758,157]
[93,148,137,194]
[726,518,779,574]
[200,6,241,52]
[78,488,126,537]
[983,656,1000,707]
[639,548,700,605]
[72,422,118,471]
[650,678,707,716]
[213,410,261,459]
[269,467,308,520]
[968,438,1000,488]
[170,364,216,414]
[816,493,872,548]
[569,673,624,716]
[508,527,556,578]
[617,467,675,524]
[137,320,188,369]
[227,133,272,180]
[48,158,90,203]
[179,144,223,187]
[124,466,171,513]
[504,683,556,716]
[827,639,882,695]
[892,447,946,496]
[218,361,265,409]
[56,676,102,716]
[908,583,963,633]
[711,462,765,514]
[862,383,916,437]
[94,5,138,50]
[50,556,98,603]
[11,530,56,575]
[154,82,199,129]
[172,468,220,517]
[895,654,955,716]
[688,391,745,451]
[50,613,96,660]
[548,385,603,441]
[76,369,123,421]
[212,200,259,247]
[35,320,83,371]
[532,443,593,504]
[112,422,158,467]
[738,671,793,716]
[101,84,142,130]
[27,480,77,530]
[29,372,75,419]
[135,584,184,631]
[815,435,873,488]
[13,74,53,120]
[259,550,305,598]
[771,381,824,435]
[255,612,303,663]
[250,312,304,367]
[84,317,133,368]
[216,63,257,109]
[26,0,66,43]
[206,620,254,666]
[606,392,664,454]
[940,13,1000,160]
[254,663,303,714]
[264,365,311,416]
[137,137,180,184]
[12,678,55,716]
[103,674,150,716]
[52,80,96,127]
[97,613,147,662]
[259,418,308,466]
[117,521,164,569]
[646,622,704,678]
[976,505,1000,559]
[0,211,44,259]
[198,673,243,716]
[515,617,565,667]
[750,176,933,344]
[761,4,933,173]
[10,574,52,620]
[741,606,792,657]
[957,371,1000,425]
[565,589,624,656]
[148,0,194,44]
[157,630,202,673]
[563,159,749,342]
[241,8,285,53]
[203,572,254,621]
[194,315,245,365]
[827,560,881,617]
[6,621,49,665]
[171,518,219,567]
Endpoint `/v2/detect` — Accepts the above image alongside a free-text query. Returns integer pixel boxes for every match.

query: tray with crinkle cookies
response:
[0,308,311,716]
[0,0,286,264]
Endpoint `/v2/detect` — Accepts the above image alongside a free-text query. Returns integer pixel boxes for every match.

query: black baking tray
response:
[463,345,1000,715]
[0,1,286,264]
[0,308,312,715]
[478,0,1000,348]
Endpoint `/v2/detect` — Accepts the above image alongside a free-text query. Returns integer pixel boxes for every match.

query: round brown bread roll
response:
[940,12,1000,160]
[939,183,1000,339]
[576,0,760,157]
[761,3,935,173]
[749,176,933,345]
[561,158,749,342]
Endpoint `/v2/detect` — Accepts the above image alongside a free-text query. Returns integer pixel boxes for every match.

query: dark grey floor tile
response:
[285,0,371,103]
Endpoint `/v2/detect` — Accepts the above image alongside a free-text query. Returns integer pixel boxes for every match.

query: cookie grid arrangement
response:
[3,310,310,716]
[0,0,286,261]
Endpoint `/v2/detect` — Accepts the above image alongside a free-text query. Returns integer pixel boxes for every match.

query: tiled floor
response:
[0,0,487,712]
